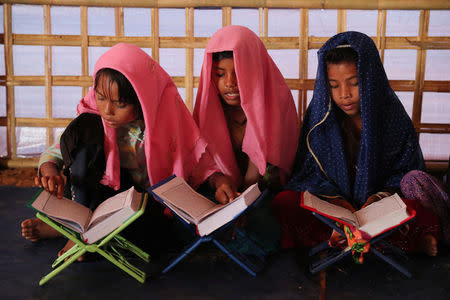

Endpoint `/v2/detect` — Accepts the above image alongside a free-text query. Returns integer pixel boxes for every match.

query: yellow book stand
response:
[36,194,150,285]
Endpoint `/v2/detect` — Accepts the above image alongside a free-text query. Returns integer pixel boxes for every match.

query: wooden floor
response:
[1,184,449,299]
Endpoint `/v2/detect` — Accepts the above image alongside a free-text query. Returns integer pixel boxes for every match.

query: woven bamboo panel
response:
[1,1,449,168]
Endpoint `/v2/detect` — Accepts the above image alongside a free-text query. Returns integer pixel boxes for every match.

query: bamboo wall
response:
[1,0,450,168]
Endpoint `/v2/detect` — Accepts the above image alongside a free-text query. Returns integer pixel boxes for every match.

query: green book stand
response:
[35,194,150,286]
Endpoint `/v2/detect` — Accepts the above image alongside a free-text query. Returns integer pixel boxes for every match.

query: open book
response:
[301,191,415,238]
[29,186,143,244]
[150,176,261,236]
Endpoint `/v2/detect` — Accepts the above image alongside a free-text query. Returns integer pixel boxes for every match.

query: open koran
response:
[151,176,261,236]
[29,186,143,244]
[301,191,415,238]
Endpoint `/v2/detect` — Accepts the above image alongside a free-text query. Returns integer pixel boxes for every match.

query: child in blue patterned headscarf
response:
[272,31,442,256]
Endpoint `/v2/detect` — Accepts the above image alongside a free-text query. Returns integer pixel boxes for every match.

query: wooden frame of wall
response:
[1,0,450,170]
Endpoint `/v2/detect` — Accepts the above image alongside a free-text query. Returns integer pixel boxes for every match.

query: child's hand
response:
[35,162,65,199]
[209,173,240,204]
[362,192,391,208]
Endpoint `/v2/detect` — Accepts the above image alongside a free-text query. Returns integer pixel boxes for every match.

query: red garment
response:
[272,190,440,253]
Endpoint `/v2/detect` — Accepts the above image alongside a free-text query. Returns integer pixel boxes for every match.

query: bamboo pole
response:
[185,7,194,112]
[81,6,89,96]
[151,8,160,62]
[115,7,124,37]
[0,157,39,168]
[15,117,72,127]
[3,1,450,10]
[412,10,429,132]
[10,34,450,50]
[257,7,268,38]
[4,4,15,159]
[9,75,92,86]
[263,8,268,37]
[299,8,308,125]
[337,9,346,33]
[10,76,446,93]
[222,7,231,27]
[44,4,54,147]
[377,9,387,63]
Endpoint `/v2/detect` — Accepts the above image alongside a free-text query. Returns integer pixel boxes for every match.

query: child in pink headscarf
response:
[21,43,226,257]
[194,26,299,252]
[194,25,299,197]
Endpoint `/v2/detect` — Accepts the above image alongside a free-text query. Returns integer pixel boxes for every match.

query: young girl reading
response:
[272,31,443,256]
[21,43,227,257]
[193,25,299,253]
[194,25,299,197]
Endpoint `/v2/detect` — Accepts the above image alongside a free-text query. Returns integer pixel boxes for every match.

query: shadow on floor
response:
[1,185,449,300]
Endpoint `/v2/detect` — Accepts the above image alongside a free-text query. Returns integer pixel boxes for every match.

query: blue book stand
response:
[149,175,268,276]
[308,212,414,278]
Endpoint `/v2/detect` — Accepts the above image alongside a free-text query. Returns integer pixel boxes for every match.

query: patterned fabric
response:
[193,25,299,187]
[286,31,425,208]
[401,170,450,244]
[116,119,149,188]
[39,137,63,171]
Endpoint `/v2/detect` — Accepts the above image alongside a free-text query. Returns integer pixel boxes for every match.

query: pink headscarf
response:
[193,25,299,187]
[77,43,215,190]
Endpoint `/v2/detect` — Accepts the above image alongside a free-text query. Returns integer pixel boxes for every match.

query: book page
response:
[88,187,135,228]
[82,191,142,244]
[302,191,357,226]
[196,183,261,236]
[30,190,91,232]
[152,177,221,224]
[240,183,261,206]
[356,193,409,237]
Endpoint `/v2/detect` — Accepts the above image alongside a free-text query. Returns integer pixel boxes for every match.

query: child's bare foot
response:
[421,234,438,257]
[21,218,61,242]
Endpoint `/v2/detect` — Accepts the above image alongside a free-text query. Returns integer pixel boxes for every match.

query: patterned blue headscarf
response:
[286,31,425,208]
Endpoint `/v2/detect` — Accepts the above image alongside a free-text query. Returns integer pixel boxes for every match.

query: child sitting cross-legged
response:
[21,43,233,258]
[272,31,445,257]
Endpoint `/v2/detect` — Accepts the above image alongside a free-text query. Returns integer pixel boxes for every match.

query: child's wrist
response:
[208,172,223,189]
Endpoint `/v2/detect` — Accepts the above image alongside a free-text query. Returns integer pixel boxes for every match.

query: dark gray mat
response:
[1,186,448,299]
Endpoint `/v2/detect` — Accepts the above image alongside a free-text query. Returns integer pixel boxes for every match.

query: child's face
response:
[95,74,137,128]
[327,62,361,119]
[211,57,241,107]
